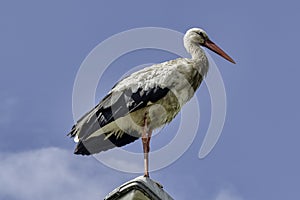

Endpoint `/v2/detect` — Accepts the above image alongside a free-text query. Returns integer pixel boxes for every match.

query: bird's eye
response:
[195,31,205,39]
[199,32,205,38]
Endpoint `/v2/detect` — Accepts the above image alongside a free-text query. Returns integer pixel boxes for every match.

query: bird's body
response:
[68,28,235,176]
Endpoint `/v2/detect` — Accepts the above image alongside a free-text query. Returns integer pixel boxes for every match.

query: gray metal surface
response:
[104,176,174,200]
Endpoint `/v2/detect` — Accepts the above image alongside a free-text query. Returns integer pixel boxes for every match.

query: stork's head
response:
[184,28,235,64]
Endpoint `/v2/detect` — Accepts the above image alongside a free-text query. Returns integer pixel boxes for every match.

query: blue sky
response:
[1,0,300,199]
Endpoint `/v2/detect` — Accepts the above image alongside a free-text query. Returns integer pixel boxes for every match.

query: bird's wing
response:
[68,64,174,155]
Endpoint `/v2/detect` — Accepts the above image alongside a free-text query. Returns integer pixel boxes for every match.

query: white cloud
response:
[214,188,244,200]
[0,147,246,200]
[0,147,119,200]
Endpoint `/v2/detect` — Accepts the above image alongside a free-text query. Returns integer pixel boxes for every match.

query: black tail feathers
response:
[73,131,139,155]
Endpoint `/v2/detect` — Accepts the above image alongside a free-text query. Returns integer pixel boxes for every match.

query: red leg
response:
[147,130,152,153]
[142,116,152,177]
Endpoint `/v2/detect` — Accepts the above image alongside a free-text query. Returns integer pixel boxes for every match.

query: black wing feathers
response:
[69,86,170,155]
[74,130,140,155]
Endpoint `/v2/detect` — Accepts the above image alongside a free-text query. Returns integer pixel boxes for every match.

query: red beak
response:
[204,40,236,64]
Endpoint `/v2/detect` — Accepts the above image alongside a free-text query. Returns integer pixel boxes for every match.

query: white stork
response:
[68,28,235,177]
